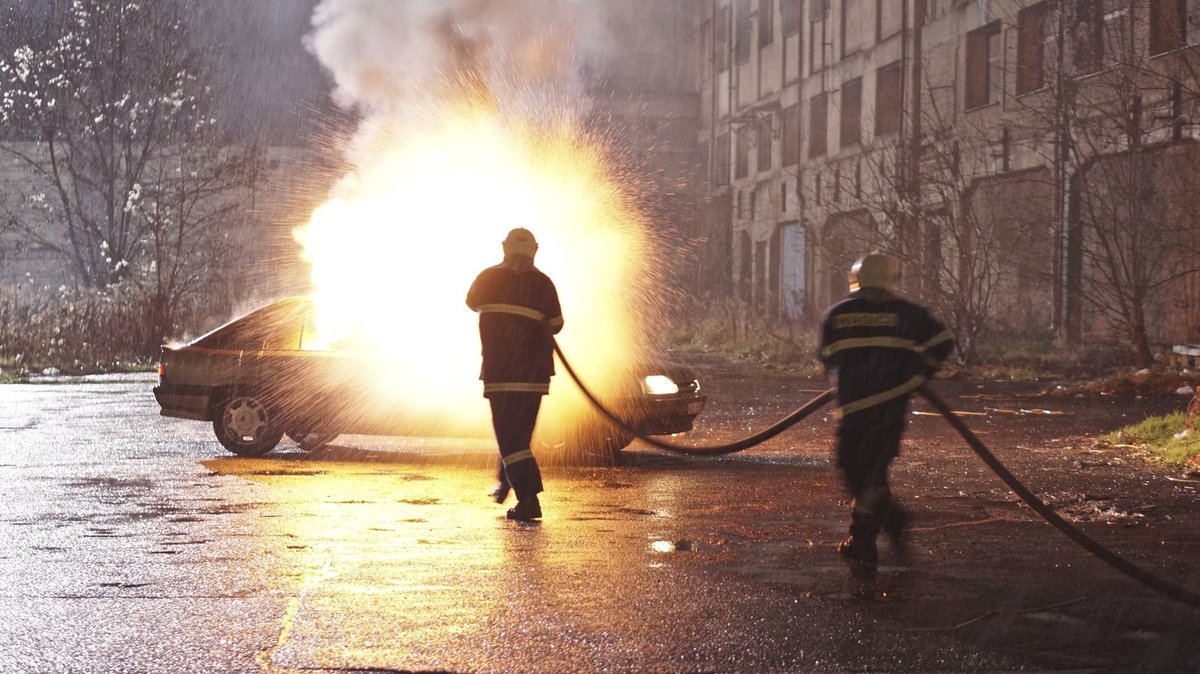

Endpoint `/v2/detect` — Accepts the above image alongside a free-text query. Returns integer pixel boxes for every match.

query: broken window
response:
[716,6,731,71]
[842,0,867,58]
[810,0,830,73]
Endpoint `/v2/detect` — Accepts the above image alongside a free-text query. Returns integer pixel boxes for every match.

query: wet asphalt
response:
[1,363,1199,673]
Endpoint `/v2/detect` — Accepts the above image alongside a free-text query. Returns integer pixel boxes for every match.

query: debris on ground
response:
[1043,368,1199,397]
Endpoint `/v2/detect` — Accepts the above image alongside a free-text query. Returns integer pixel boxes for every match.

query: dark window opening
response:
[782,103,800,165]
[739,230,753,300]
[736,125,751,179]
[840,77,863,147]
[737,0,753,64]
[759,0,775,47]
[754,239,768,308]
[783,0,802,36]
[716,6,732,71]
[966,22,1003,109]
[1016,2,1049,94]
[757,118,773,172]
[715,131,731,186]
[809,93,828,157]
[1151,0,1200,54]
[875,62,902,136]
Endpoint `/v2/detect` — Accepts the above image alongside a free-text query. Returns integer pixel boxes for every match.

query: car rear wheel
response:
[555,423,632,466]
[286,430,339,452]
[213,393,283,456]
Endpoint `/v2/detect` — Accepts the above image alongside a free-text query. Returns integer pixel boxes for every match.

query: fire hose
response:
[554,339,1200,608]
[552,339,834,455]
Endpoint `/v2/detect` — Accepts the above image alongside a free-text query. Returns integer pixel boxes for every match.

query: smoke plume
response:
[306,0,609,117]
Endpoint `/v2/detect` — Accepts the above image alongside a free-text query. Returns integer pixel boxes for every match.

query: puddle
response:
[651,539,703,553]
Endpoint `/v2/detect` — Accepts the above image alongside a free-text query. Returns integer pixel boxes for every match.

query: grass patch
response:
[1104,413,1200,465]
[659,297,822,376]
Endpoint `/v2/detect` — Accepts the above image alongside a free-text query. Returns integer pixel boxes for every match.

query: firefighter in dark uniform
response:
[819,252,954,573]
[467,228,563,522]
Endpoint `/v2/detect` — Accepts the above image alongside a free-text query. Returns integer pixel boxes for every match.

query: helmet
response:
[849,252,897,293]
[502,228,538,258]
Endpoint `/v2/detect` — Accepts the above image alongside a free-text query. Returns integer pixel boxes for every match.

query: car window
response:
[194,300,305,351]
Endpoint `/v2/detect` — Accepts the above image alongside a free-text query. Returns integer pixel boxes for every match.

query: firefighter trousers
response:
[488,392,544,502]
[836,398,909,539]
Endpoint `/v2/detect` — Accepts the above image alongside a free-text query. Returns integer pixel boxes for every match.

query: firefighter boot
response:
[506,494,542,522]
[837,511,879,574]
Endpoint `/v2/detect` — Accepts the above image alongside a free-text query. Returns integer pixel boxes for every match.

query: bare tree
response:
[1011,1,1200,366]
[0,0,268,351]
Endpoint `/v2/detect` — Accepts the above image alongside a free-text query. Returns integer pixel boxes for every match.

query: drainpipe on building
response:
[1054,2,1081,345]
[898,0,925,298]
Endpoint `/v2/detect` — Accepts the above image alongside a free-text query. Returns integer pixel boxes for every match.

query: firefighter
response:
[818,251,954,573]
[466,228,563,522]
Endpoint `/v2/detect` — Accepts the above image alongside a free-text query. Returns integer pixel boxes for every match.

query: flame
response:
[294,104,654,438]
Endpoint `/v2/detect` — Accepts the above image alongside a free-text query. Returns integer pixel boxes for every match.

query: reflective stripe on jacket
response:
[819,289,953,417]
[467,263,563,395]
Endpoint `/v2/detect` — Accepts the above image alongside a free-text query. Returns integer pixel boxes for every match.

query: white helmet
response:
[849,252,897,293]
[502,228,538,258]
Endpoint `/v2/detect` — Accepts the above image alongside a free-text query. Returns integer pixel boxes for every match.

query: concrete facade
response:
[693,0,1200,350]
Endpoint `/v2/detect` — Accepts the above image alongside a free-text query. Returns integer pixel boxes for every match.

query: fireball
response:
[294,103,656,437]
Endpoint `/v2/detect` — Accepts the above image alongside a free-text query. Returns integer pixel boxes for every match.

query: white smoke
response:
[306,0,611,118]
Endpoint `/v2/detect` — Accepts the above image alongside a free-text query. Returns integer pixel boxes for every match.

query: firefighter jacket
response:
[466,263,564,396]
[819,288,954,418]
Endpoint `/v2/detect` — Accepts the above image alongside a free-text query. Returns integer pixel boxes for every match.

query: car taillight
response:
[156,362,165,379]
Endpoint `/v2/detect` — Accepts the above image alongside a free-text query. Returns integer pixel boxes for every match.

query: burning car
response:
[153,297,706,462]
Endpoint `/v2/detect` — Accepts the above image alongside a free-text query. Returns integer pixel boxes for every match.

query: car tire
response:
[286,430,339,452]
[212,392,283,456]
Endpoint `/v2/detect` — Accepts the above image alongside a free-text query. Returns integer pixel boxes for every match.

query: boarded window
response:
[809,92,828,157]
[840,77,863,147]
[757,118,773,172]
[1016,2,1048,94]
[875,62,902,136]
[966,22,1002,109]
[736,0,753,64]
[759,0,774,47]
[782,104,800,165]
